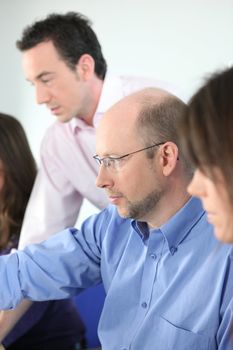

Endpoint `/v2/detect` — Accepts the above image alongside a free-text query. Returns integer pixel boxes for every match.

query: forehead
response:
[96,101,140,155]
[22,41,65,79]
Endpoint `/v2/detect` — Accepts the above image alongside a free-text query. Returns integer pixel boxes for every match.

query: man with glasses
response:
[8,12,180,347]
[0,88,233,349]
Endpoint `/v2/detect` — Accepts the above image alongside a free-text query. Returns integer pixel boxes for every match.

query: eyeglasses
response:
[93,142,165,172]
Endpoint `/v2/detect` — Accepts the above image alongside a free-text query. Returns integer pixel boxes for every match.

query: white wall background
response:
[0,0,233,222]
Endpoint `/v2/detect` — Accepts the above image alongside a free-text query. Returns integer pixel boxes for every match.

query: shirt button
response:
[170,246,177,255]
[150,253,157,260]
[141,302,147,308]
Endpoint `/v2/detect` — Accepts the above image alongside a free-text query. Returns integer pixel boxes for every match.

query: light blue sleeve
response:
[0,226,102,310]
[217,253,233,349]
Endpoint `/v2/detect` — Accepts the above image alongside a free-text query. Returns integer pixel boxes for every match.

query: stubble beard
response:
[123,188,164,221]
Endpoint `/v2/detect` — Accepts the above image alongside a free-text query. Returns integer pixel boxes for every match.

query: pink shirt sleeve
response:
[19,121,108,249]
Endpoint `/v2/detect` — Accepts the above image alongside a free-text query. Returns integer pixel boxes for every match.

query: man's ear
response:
[159,142,179,176]
[76,54,95,80]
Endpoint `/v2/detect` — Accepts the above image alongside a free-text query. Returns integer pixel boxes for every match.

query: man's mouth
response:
[107,193,123,204]
[49,105,61,115]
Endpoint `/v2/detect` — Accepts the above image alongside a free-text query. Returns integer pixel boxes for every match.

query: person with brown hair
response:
[179,66,233,243]
[0,113,86,350]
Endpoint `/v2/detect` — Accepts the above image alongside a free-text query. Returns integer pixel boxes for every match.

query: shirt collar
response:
[159,196,205,253]
[131,197,205,253]
[70,117,92,134]
[131,221,150,241]
[93,73,125,128]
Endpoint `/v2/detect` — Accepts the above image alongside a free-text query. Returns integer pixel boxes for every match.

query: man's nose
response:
[96,165,114,189]
[35,85,51,105]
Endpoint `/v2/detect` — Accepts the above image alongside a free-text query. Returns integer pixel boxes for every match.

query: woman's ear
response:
[159,142,179,176]
[76,54,95,80]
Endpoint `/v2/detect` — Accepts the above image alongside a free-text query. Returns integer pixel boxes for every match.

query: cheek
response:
[217,185,231,216]
[115,168,143,195]
[222,199,233,228]
[128,168,158,197]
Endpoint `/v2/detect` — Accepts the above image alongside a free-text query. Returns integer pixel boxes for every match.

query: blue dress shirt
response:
[1,197,233,349]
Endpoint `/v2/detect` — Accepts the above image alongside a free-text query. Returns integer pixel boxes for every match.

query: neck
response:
[82,77,104,126]
[147,177,191,229]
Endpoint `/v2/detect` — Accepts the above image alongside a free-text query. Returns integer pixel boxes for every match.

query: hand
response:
[0,344,5,350]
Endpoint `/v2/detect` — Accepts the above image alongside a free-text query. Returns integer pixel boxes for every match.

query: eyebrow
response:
[26,71,55,83]
[95,152,123,158]
[36,72,55,80]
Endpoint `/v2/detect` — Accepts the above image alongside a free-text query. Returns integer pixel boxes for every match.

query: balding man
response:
[0,88,233,350]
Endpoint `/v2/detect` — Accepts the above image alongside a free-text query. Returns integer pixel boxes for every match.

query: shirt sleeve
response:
[18,167,83,249]
[0,224,103,310]
[216,253,233,349]
[18,125,84,249]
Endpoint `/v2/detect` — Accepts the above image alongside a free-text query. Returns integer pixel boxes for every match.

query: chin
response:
[58,116,72,123]
[116,207,129,218]
[214,227,233,244]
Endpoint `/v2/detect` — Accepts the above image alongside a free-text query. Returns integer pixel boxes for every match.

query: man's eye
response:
[109,159,117,167]
[41,79,51,84]
[104,158,117,168]
[40,75,54,84]
[110,158,123,168]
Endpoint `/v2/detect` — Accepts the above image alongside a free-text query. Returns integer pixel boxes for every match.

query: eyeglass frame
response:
[93,142,165,171]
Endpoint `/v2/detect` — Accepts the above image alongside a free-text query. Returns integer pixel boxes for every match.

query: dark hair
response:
[179,66,233,205]
[136,89,191,174]
[0,113,37,249]
[16,12,107,79]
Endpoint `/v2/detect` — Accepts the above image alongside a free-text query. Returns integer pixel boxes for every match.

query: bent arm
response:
[0,227,102,309]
